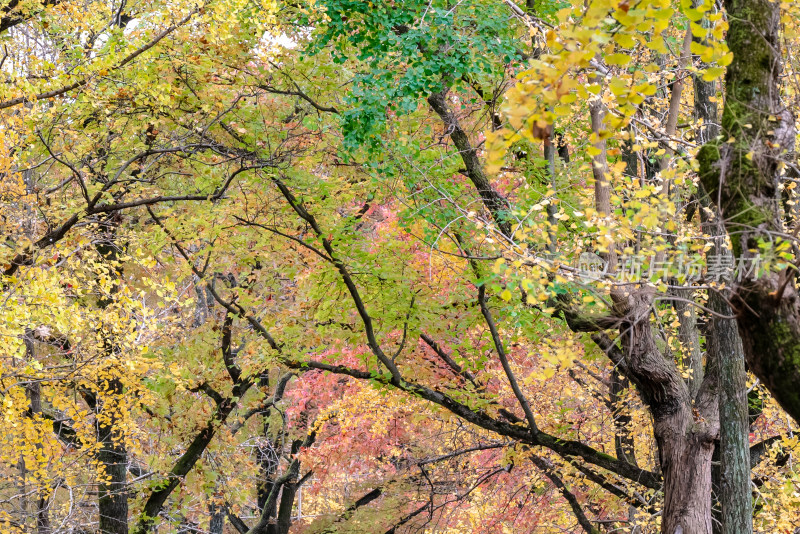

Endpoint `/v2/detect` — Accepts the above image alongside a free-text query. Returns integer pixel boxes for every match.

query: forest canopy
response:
[1,0,800,532]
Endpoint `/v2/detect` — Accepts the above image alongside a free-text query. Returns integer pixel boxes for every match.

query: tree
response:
[2,0,800,532]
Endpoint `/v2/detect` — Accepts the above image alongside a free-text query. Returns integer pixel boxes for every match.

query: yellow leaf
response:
[690,41,708,56]
[684,7,703,21]
[702,66,726,81]
[613,33,637,48]
[605,53,632,66]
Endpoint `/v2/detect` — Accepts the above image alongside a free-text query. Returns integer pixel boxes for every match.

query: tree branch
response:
[0,9,198,110]
[478,284,539,434]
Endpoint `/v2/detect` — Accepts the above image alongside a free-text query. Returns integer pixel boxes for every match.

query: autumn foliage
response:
[1,0,800,533]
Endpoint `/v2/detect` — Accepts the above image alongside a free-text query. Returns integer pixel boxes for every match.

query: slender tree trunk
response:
[709,290,752,534]
[97,377,129,534]
[427,87,512,238]
[704,228,752,534]
[209,502,225,534]
[544,138,558,254]
[247,432,315,534]
[24,341,51,534]
[257,411,279,518]
[674,290,704,398]
[275,480,298,534]
[96,230,129,534]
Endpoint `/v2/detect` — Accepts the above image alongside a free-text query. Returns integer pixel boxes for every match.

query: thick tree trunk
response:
[692,11,752,531]
[655,354,718,534]
[652,343,717,534]
[657,418,716,534]
[699,0,799,422]
[587,82,718,531]
[609,289,718,534]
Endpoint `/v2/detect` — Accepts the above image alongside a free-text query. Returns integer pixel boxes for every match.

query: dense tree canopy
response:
[1,0,800,532]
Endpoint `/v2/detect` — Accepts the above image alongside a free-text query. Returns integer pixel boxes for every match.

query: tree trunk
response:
[699,0,799,422]
[589,82,718,531]
[701,217,752,534]
[97,378,129,534]
[655,406,716,534]
[709,289,753,534]
[691,9,752,531]
[275,481,298,534]
[209,501,225,534]
[96,234,129,534]
[257,411,279,520]
[25,341,51,534]
[608,289,718,534]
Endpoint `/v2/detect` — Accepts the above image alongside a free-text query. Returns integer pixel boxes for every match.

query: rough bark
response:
[609,289,718,534]
[660,429,716,533]
[95,234,129,534]
[699,0,800,422]
[209,503,225,534]
[708,288,753,534]
[590,80,718,532]
[96,377,129,534]
[700,178,753,534]
[691,18,735,532]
